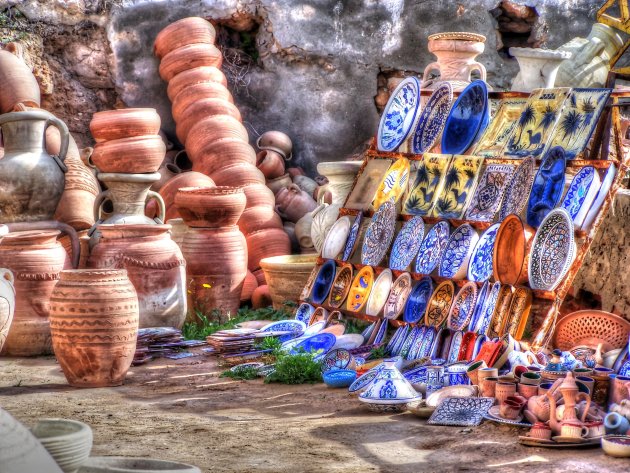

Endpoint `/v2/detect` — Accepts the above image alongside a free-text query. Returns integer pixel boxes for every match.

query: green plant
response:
[255,336,283,352]
[220,366,259,380]
[343,318,369,335]
[369,345,388,360]
[265,351,322,385]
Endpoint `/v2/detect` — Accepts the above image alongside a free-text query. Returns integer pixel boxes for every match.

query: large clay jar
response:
[0,109,68,223]
[0,46,40,112]
[154,17,217,59]
[317,161,362,205]
[159,171,215,221]
[238,206,283,235]
[275,184,318,223]
[0,230,69,356]
[171,82,234,123]
[89,108,161,142]
[0,269,15,352]
[159,43,223,81]
[167,66,228,101]
[175,186,246,228]
[182,226,247,320]
[189,139,257,176]
[91,136,166,174]
[185,115,248,162]
[260,255,317,309]
[175,99,242,144]
[246,228,291,271]
[87,225,187,329]
[256,150,285,179]
[292,175,319,198]
[48,269,139,387]
[256,131,293,160]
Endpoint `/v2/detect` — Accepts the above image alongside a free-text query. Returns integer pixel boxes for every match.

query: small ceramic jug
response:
[605,412,630,435]
[275,183,318,223]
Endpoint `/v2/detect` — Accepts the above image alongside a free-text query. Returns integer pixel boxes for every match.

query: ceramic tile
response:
[345,159,392,211]
[403,154,452,216]
[372,157,410,210]
[428,396,494,427]
[432,155,484,219]
[465,164,515,221]
[472,98,528,156]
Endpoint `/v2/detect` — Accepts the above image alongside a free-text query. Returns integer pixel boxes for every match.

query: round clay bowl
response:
[260,254,318,309]
[175,99,241,144]
[256,130,293,160]
[186,115,248,162]
[241,183,276,209]
[89,108,161,143]
[0,49,40,113]
[159,171,215,221]
[154,16,216,59]
[208,162,266,188]
[238,206,283,235]
[32,418,93,473]
[188,137,256,173]
[246,228,291,271]
[174,186,246,228]
[493,214,535,285]
[158,43,223,82]
[171,82,233,124]
[166,66,227,101]
[91,135,166,173]
[79,456,201,472]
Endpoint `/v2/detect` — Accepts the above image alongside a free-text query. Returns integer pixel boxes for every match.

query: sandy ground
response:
[0,353,627,473]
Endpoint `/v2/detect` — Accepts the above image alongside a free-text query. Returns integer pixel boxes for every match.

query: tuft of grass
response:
[369,345,388,360]
[255,336,283,352]
[265,350,322,385]
[220,366,259,380]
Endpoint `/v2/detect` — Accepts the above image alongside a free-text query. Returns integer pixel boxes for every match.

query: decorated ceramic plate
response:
[468,281,489,332]
[373,319,389,344]
[310,260,337,305]
[425,280,455,327]
[345,159,392,211]
[428,396,494,427]
[406,326,428,360]
[446,330,464,364]
[341,212,363,261]
[332,334,364,351]
[294,303,315,324]
[504,286,532,340]
[397,326,419,359]
[321,348,354,373]
[361,200,397,266]
[365,268,393,316]
[498,157,536,222]
[290,333,336,356]
[389,216,425,270]
[582,164,616,231]
[418,326,437,358]
[390,326,410,356]
[441,80,489,155]
[561,166,600,229]
[384,273,413,320]
[432,155,484,219]
[415,221,450,274]
[327,263,354,309]
[467,223,500,282]
[472,98,528,157]
[485,405,532,427]
[447,282,478,331]
[377,76,422,152]
[403,154,451,216]
[303,320,326,337]
[411,82,453,153]
[528,208,575,291]
[387,325,409,354]
[438,224,479,280]
[260,320,306,334]
[403,276,433,324]
[465,164,515,222]
[346,266,375,312]
[321,216,352,259]
[473,281,501,334]
[527,146,567,228]
[372,158,410,209]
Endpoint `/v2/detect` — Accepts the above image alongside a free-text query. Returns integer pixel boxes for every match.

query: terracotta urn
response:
[185,115,248,162]
[256,131,293,160]
[49,269,139,387]
[91,135,166,174]
[208,161,266,188]
[0,230,70,356]
[317,161,362,205]
[259,255,317,309]
[189,138,257,176]
[159,171,215,221]
[158,43,223,82]
[266,173,292,194]
[0,268,15,353]
[238,206,283,236]
[154,17,217,59]
[275,184,318,223]
[246,228,291,271]
[256,150,285,179]
[240,270,258,302]
[89,108,161,143]
[0,46,40,113]
[175,186,246,228]
[87,225,187,329]
[175,98,242,144]
[510,48,571,92]
[171,82,234,124]
[166,66,228,101]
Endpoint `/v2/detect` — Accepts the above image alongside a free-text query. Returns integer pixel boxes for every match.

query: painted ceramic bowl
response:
[526,146,567,228]
[493,214,535,286]
[342,212,363,261]
[361,200,397,266]
[601,435,630,458]
[377,77,421,152]
[321,348,356,372]
[327,263,354,309]
[441,80,489,154]
[406,326,428,360]
[389,216,425,271]
[372,158,411,209]
[295,303,315,324]
[498,157,536,221]
[425,280,455,327]
[383,272,413,320]
[561,165,600,229]
[309,306,329,326]
[467,223,500,282]
[323,369,358,388]
[359,360,421,410]
[411,82,453,154]
[260,320,306,338]
[447,281,478,331]
[365,268,393,316]
[403,276,433,324]
[438,224,479,280]
[346,266,375,312]
[446,330,464,364]
[387,325,409,355]
[310,260,337,305]
[289,332,336,356]
[321,216,352,259]
[415,221,450,274]
[373,319,389,344]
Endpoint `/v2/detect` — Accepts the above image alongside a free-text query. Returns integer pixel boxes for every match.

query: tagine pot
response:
[91,135,166,174]
[175,98,242,144]
[158,43,223,82]
[166,65,228,101]
[175,186,246,228]
[317,161,362,205]
[358,359,421,412]
[275,184,318,223]
[159,171,215,221]
[0,269,15,353]
[0,45,41,112]
[510,48,571,92]
[87,225,187,329]
[246,228,292,271]
[154,16,216,58]
[259,255,317,309]
[89,108,161,143]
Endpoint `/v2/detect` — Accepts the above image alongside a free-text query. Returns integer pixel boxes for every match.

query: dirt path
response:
[0,353,627,473]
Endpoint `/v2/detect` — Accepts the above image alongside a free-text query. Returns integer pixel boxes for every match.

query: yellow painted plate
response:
[372,158,410,210]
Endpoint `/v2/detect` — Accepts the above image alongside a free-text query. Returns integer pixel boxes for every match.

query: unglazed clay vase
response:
[256,130,293,160]
[0,109,68,223]
[88,225,187,329]
[89,108,161,143]
[191,140,258,177]
[91,135,166,174]
[0,230,69,356]
[159,171,215,221]
[275,184,318,223]
[175,99,241,145]
[295,212,315,249]
[311,203,342,253]
[259,255,317,309]
[510,48,571,92]
[0,268,15,353]
[292,175,319,198]
[174,186,246,228]
[0,46,40,112]
[158,43,223,82]
[266,173,292,195]
[154,16,216,58]
[317,161,362,205]
[246,228,291,271]
[79,456,201,473]
[166,66,227,102]
[256,149,285,179]
[49,269,139,387]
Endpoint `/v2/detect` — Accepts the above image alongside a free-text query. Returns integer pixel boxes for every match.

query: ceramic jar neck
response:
[2,119,47,155]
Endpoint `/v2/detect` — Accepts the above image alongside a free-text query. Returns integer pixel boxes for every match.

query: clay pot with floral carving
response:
[154,17,217,59]
[275,184,318,223]
[87,225,187,329]
[48,269,139,387]
[189,138,257,175]
[175,186,246,228]
[159,171,215,221]
[89,108,161,143]
[246,228,291,271]
[0,46,40,113]
[175,99,242,144]
[91,135,166,174]
[238,206,283,235]
[171,83,234,123]
[208,162,266,188]
[185,115,249,162]
[158,43,223,81]
[256,150,285,179]
[166,66,227,101]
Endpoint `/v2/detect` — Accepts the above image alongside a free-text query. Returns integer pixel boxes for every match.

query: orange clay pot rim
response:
[177,186,243,195]
[92,108,158,118]
[93,135,165,146]
[98,223,172,235]
[1,229,60,240]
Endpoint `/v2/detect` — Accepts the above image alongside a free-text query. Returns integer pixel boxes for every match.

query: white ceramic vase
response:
[510,47,571,92]
[316,161,363,206]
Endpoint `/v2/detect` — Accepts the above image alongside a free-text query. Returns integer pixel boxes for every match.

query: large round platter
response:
[446,330,464,364]
[361,200,397,266]
[372,158,410,210]
[327,263,354,309]
[346,266,375,312]
[425,280,455,327]
[498,157,535,221]
[321,216,352,259]
[389,216,425,270]
[526,146,566,228]
[411,82,453,154]
[383,272,413,319]
[438,224,479,280]
[467,223,500,282]
[493,214,533,286]
[310,260,337,305]
[342,212,363,261]
[415,221,450,274]
[403,276,434,324]
[447,281,478,331]
[441,80,489,154]
[528,208,575,291]
[365,269,393,316]
[289,333,336,356]
[377,77,422,152]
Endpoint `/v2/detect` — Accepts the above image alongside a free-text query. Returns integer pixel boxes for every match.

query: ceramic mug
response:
[506,395,527,408]
[574,367,593,376]
[605,412,630,435]
[527,421,552,440]
[513,365,528,379]
[608,374,630,407]
[499,399,522,420]
[426,365,444,395]
[446,364,469,387]
[520,372,541,386]
[480,376,498,398]
[538,382,554,396]
[478,367,499,385]
[576,375,595,395]
[518,382,539,399]
[561,422,588,439]
[498,374,516,383]
[466,360,487,385]
[495,382,517,405]
[585,421,605,438]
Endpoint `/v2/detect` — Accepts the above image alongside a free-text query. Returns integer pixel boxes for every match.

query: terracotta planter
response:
[158,43,223,82]
[182,226,247,319]
[186,115,248,161]
[0,269,15,353]
[54,156,100,231]
[166,66,227,101]
[256,150,285,179]
[89,108,161,143]
[91,135,166,174]
[275,184,318,223]
[238,206,283,235]
[189,137,256,173]
[246,228,291,271]
[0,48,40,113]
[175,186,246,228]
[260,255,317,309]
[175,98,241,144]
[256,131,293,160]
[317,161,362,205]
[266,173,292,194]
[493,214,535,285]
[49,269,139,387]
[87,225,187,329]
[154,17,216,59]
[171,82,234,123]
[159,171,215,221]
[253,268,266,286]
[240,270,258,302]
[0,230,69,356]
[208,162,266,187]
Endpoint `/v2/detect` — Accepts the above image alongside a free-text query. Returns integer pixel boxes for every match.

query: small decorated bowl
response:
[323,369,357,388]
[346,266,374,312]
[602,435,630,458]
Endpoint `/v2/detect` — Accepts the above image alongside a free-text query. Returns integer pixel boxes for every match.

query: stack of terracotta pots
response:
[155,17,290,279]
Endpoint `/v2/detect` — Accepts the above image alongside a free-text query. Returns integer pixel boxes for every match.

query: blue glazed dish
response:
[310,260,337,305]
[467,223,500,282]
[342,212,363,262]
[403,276,434,324]
[323,369,357,388]
[411,82,453,154]
[526,146,566,228]
[415,221,450,274]
[377,77,422,152]
[295,302,315,324]
[441,80,489,154]
[290,332,337,356]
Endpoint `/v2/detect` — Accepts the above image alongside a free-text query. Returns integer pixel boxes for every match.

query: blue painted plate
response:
[441,80,489,154]
[399,326,422,359]
[447,330,464,364]
[447,282,478,331]
[389,216,425,270]
[310,260,337,305]
[374,319,389,344]
[295,303,315,324]
[467,223,500,282]
[349,365,383,393]
[407,326,428,360]
[415,221,450,274]
[377,77,422,152]
[390,325,410,356]
[526,146,566,228]
[469,281,489,332]
[290,333,337,356]
[438,224,479,279]
[419,326,437,358]
[403,276,434,324]
[361,200,397,266]
[260,320,306,334]
[342,212,363,261]
[411,82,453,153]
[561,166,598,227]
[473,281,501,335]
[386,325,407,353]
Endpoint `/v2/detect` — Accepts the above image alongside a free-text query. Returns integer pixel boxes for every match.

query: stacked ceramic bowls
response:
[155,17,289,273]
[31,419,93,473]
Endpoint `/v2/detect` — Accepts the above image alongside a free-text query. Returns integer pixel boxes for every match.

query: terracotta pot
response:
[54,156,100,231]
[175,186,246,228]
[59,229,88,271]
[189,137,256,174]
[171,82,234,123]
[87,224,186,329]
[238,206,283,235]
[208,162,266,187]
[256,131,293,160]
[158,43,223,82]
[266,173,292,195]
[317,161,363,205]
[0,48,40,113]
[0,269,15,353]
[493,214,535,285]
[185,115,248,161]
[0,230,69,356]
[246,228,291,271]
[275,184,318,223]
[45,125,80,160]
[175,98,242,144]
[292,175,319,197]
[287,167,306,178]
[166,66,227,101]
[166,218,187,251]
[252,285,272,309]
[89,108,161,143]
[242,183,276,209]
[159,171,215,221]
[182,226,247,319]
[173,150,193,171]
[91,135,166,174]
[152,161,182,192]
[240,270,258,302]
[253,269,266,286]
[49,269,139,387]
[284,221,299,253]
[256,149,285,180]
[154,17,217,59]
[260,255,317,309]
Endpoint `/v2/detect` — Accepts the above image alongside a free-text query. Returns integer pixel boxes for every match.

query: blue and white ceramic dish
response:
[342,212,363,261]
[582,164,616,231]
[362,321,377,340]
[377,77,422,152]
[403,276,434,324]
[323,369,357,388]
[415,221,450,274]
[399,326,422,359]
[438,224,479,280]
[441,80,489,154]
[473,281,501,334]
[447,330,464,364]
[374,319,389,344]
[465,164,515,222]
[411,82,453,153]
[467,223,500,282]
[361,200,397,266]
[389,216,425,270]
[303,320,326,337]
[447,282,478,331]
[321,348,354,373]
[310,260,337,305]
[359,360,421,409]
[526,146,567,228]
[406,326,428,360]
[290,333,337,356]
[348,365,383,393]
[260,320,306,334]
[418,326,437,359]
[295,303,315,324]
[365,269,393,317]
[498,157,536,222]
[561,166,600,229]
[387,325,409,355]
[469,281,489,332]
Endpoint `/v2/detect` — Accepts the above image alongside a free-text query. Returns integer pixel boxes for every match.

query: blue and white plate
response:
[438,224,479,280]
[447,282,478,331]
[295,303,315,324]
[582,164,616,231]
[403,276,433,324]
[411,82,453,153]
[389,216,425,270]
[260,320,306,334]
[447,330,464,364]
[407,326,428,360]
[321,348,354,373]
[467,223,500,282]
[441,80,489,154]
[473,281,501,335]
[342,212,363,261]
[561,166,600,229]
[418,326,437,359]
[526,146,567,228]
[415,221,450,274]
[361,200,397,266]
[377,77,422,152]
[290,333,337,356]
[399,326,422,359]
[498,157,536,222]
[469,281,490,332]
[389,325,410,356]
[348,365,383,393]
[387,325,408,354]
[303,320,326,337]
[374,319,389,344]
[310,260,337,305]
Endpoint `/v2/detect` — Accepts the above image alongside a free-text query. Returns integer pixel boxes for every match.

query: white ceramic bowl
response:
[601,435,630,458]
[32,419,93,473]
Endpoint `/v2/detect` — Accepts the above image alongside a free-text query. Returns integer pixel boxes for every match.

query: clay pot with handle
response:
[0,44,40,112]
[89,108,161,143]
[256,131,293,160]
[158,43,223,82]
[166,66,227,101]
[275,184,318,223]
[159,171,215,221]
[256,149,285,179]
[175,186,246,228]
[91,135,166,174]
[154,17,217,59]
[266,173,293,195]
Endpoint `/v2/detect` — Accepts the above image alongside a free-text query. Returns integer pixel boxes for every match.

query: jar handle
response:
[93,189,111,222]
[147,190,166,224]
[467,63,487,82]
[44,114,70,173]
[422,61,441,83]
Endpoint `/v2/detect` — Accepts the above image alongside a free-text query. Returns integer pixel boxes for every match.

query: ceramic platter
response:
[361,200,397,266]
[467,223,500,282]
[290,333,336,356]
[389,216,425,270]
[398,326,421,358]
[438,224,479,280]
[342,212,363,261]
[582,164,616,231]
[387,325,409,355]
[526,146,566,228]
[346,266,375,312]
[377,77,421,152]
[528,208,575,291]
[432,155,483,219]
[498,157,536,221]
[373,319,389,344]
[410,82,453,154]
[465,164,515,222]
[561,166,600,229]
[310,260,337,305]
[428,397,494,427]
[441,80,489,155]
[403,276,433,324]
[349,367,381,393]
[504,286,532,339]
[260,320,306,334]
[321,216,352,259]
[327,263,353,309]
[425,280,455,327]
[415,221,450,274]
[446,330,463,364]
[484,406,532,427]
[473,281,501,335]
[404,154,452,216]
[372,158,410,209]
[472,98,527,157]
[468,282,489,334]
[383,273,413,319]
[518,436,601,448]
[365,268,393,316]
[447,282,478,331]
[295,303,315,324]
